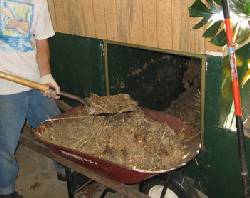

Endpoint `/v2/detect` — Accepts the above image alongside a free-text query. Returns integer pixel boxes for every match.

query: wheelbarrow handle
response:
[0,70,49,92]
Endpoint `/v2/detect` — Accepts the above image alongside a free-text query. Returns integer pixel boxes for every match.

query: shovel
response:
[0,71,139,115]
[221,0,249,197]
[0,70,86,105]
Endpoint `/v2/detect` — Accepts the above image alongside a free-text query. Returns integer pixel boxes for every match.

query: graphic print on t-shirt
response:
[0,0,34,52]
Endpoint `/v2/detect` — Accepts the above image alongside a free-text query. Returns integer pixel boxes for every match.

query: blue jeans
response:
[0,90,62,195]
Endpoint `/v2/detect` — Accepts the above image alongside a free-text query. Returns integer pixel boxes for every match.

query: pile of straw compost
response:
[166,90,200,133]
[86,94,138,115]
[39,95,192,171]
[166,59,201,133]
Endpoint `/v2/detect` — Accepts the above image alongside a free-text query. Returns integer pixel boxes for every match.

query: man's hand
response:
[41,74,60,99]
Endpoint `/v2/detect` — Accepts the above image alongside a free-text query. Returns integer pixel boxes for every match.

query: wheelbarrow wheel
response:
[139,174,197,198]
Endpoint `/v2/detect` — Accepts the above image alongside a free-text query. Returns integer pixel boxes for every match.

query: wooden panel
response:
[47,0,57,30]
[128,0,144,45]
[63,0,83,35]
[141,0,157,47]
[92,0,107,39]
[116,0,130,43]
[171,0,182,51]
[189,17,206,54]
[104,0,118,41]
[48,0,222,54]
[52,0,67,32]
[81,0,96,37]
[157,0,172,50]
[205,38,224,53]
[179,0,191,52]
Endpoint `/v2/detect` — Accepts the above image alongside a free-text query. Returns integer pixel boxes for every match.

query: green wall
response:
[49,33,106,102]
[184,56,244,198]
[49,32,250,197]
[185,46,250,198]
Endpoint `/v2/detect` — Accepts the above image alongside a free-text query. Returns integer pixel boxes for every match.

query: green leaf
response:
[189,0,211,17]
[231,0,250,15]
[193,16,210,29]
[206,0,214,7]
[203,20,223,38]
[214,0,222,5]
[243,2,250,15]
[190,0,250,47]
[211,30,227,46]
[236,27,250,44]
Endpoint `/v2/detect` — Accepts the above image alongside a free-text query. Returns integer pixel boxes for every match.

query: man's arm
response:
[36,39,51,76]
[36,39,60,98]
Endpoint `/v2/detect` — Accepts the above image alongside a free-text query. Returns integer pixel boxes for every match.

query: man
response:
[0,0,62,197]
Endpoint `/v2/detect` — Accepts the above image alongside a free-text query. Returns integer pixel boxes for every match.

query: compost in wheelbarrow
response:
[34,105,201,184]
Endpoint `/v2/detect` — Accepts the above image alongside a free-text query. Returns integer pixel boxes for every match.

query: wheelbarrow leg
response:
[65,167,92,198]
[65,168,74,198]
[159,174,171,198]
[100,188,116,198]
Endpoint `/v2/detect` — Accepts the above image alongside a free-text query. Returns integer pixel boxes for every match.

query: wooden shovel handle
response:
[0,71,49,92]
[0,70,86,105]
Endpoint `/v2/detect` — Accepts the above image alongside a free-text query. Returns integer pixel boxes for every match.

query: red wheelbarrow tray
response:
[33,105,201,184]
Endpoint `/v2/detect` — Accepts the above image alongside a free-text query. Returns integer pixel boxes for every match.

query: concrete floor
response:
[16,145,68,198]
[15,145,125,198]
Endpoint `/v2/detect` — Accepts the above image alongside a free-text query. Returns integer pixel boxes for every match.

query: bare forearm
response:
[36,39,51,77]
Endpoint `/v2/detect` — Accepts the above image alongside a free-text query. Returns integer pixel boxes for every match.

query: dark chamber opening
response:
[108,44,201,132]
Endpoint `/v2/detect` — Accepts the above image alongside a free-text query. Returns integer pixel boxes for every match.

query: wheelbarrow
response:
[0,70,202,197]
[33,105,202,197]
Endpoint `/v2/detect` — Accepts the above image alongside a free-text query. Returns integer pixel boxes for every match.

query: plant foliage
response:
[189,0,250,47]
